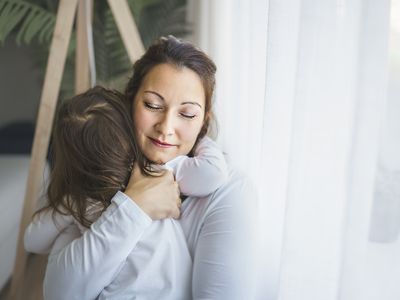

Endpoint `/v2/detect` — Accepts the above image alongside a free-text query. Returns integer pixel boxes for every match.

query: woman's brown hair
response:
[125,36,217,149]
[38,86,148,228]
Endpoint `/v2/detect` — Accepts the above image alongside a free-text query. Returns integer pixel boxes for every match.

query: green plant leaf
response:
[1,0,191,97]
[37,14,53,44]
[0,0,55,45]
[0,2,28,43]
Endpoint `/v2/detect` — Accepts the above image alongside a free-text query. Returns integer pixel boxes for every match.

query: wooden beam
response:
[9,0,79,299]
[75,0,91,94]
[108,0,145,64]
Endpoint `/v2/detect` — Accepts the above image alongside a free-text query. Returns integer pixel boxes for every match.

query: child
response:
[24,86,228,299]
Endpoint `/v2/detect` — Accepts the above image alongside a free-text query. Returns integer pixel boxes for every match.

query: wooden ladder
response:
[8,1,144,299]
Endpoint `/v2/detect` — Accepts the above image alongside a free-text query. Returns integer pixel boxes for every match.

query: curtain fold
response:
[188,0,397,299]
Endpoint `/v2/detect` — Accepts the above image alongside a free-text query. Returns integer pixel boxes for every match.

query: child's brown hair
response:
[39,86,148,228]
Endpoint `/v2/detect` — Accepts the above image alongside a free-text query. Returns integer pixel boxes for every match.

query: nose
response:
[155,112,175,136]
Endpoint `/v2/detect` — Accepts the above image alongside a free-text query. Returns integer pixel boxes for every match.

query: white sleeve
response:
[24,209,74,254]
[43,191,152,300]
[165,136,229,197]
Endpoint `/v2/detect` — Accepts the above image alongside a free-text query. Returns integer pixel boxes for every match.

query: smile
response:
[148,137,176,148]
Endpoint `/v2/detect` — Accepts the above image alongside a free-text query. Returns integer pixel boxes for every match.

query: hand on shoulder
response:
[123,164,182,220]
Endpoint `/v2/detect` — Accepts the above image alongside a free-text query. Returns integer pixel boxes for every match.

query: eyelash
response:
[144,102,162,110]
[144,102,197,119]
[181,113,196,119]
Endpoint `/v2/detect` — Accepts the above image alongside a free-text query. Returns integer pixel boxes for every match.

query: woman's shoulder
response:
[219,167,255,191]
[181,166,257,215]
[207,167,257,206]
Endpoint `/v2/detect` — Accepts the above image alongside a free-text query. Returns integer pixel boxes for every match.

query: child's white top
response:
[165,136,228,197]
[24,136,228,300]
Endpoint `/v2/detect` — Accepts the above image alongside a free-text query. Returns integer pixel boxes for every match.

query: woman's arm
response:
[166,136,229,197]
[43,168,181,300]
[181,170,258,299]
[24,209,74,254]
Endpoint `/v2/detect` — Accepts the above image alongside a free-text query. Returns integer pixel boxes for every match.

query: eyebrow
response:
[144,90,202,108]
[144,90,164,100]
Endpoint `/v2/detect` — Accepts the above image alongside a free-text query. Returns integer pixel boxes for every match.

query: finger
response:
[174,179,180,194]
[176,196,182,208]
[131,163,143,179]
[162,171,175,183]
[171,207,181,220]
[126,163,139,187]
[173,181,179,192]
[147,164,165,177]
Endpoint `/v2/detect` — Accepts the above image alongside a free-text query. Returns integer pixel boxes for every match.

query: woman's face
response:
[133,63,206,164]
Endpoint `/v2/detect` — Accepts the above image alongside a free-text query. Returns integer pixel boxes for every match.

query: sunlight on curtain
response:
[188,0,397,299]
[187,0,272,298]
[339,1,400,299]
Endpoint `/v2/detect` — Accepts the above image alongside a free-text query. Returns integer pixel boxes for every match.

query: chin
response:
[146,153,170,165]
[152,158,167,164]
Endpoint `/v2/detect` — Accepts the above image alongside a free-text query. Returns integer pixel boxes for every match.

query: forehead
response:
[140,63,205,105]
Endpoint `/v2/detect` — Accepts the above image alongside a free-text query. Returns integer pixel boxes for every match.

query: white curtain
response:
[187,1,272,297]
[187,0,398,299]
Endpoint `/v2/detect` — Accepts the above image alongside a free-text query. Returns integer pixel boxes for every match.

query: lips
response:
[148,137,175,148]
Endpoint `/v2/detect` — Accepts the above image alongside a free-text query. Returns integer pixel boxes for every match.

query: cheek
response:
[179,121,203,145]
[134,109,154,133]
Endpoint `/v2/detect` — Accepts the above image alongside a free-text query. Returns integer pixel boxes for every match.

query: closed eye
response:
[180,113,196,119]
[144,102,162,110]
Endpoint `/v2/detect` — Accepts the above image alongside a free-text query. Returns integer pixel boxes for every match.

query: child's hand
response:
[124,164,182,220]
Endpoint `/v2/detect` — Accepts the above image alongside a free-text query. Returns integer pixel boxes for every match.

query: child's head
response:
[46,86,146,227]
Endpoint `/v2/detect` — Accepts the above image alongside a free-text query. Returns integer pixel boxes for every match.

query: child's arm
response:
[24,209,74,254]
[43,191,152,300]
[165,136,229,197]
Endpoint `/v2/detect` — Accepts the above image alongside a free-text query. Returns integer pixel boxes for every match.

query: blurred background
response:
[0,0,399,299]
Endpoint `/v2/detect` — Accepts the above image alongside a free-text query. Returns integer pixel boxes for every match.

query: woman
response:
[43,36,258,299]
